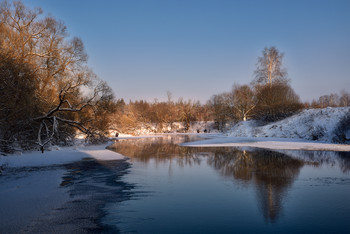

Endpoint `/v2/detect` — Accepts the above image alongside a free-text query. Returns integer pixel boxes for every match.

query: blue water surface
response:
[105,135,350,233]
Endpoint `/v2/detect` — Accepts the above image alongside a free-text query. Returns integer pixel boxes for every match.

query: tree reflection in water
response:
[207,149,304,223]
[107,136,206,168]
[279,150,350,174]
[254,151,302,223]
[107,135,350,223]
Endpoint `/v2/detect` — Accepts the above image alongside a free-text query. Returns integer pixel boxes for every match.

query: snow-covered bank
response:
[227,107,350,142]
[182,136,350,151]
[0,142,124,168]
[78,144,124,161]
[182,107,350,151]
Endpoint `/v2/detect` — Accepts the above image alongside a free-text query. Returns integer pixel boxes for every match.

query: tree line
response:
[110,97,212,134]
[306,91,350,108]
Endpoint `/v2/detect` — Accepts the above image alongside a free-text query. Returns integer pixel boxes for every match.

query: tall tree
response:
[253,47,288,86]
[0,1,116,152]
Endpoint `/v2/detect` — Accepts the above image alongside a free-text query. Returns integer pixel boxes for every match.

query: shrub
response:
[333,113,350,144]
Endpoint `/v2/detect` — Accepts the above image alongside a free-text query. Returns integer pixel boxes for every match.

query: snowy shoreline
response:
[0,142,125,168]
[179,107,350,152]
[182,136,350,151]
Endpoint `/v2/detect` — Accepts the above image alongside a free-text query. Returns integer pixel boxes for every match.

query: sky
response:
[22,0,350,103]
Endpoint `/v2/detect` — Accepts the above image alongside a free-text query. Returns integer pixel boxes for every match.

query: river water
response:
[105,135,350,233]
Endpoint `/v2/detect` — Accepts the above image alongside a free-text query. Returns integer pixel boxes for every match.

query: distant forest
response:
[1,1,349,152]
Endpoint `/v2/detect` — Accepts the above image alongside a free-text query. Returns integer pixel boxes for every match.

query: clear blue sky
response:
[22,0,350,103]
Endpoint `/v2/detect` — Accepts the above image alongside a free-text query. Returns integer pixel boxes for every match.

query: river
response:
[105,135,350,233]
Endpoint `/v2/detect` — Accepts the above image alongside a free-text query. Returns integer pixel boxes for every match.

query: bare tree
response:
[181,100,196,131]
[253,46,288,86]
[339,90,350,107]
[254,82,302,122]
[0,1,116,152]
[0,51,38,151]
[231,84,256,121]
[208,94,230,131]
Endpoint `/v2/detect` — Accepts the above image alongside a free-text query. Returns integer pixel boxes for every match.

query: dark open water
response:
[105,135,350,233]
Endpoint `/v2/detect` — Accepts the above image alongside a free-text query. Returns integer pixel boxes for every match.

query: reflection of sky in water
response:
[105,136,350,233]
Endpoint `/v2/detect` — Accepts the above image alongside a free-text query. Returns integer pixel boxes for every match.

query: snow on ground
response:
[183,107,350,151]
[0,142,124,168]
[182,136,350,151]
[227,107,350,142]
[78,144,124,161]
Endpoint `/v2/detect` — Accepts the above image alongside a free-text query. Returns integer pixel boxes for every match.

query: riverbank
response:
[0,143,128,233]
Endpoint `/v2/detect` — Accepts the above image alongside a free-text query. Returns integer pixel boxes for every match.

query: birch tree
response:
[253,47,288,86]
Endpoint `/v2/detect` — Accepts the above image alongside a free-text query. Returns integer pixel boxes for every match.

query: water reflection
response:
[338,151,350,173]
[207,149,304,222]
[278,150,350,173]
[108,136,205,167]
[108,135,350,223]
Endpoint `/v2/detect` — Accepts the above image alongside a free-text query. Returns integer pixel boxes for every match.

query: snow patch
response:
[0,142,124,168]
[182,136,350,151]
[79,149,124,161]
